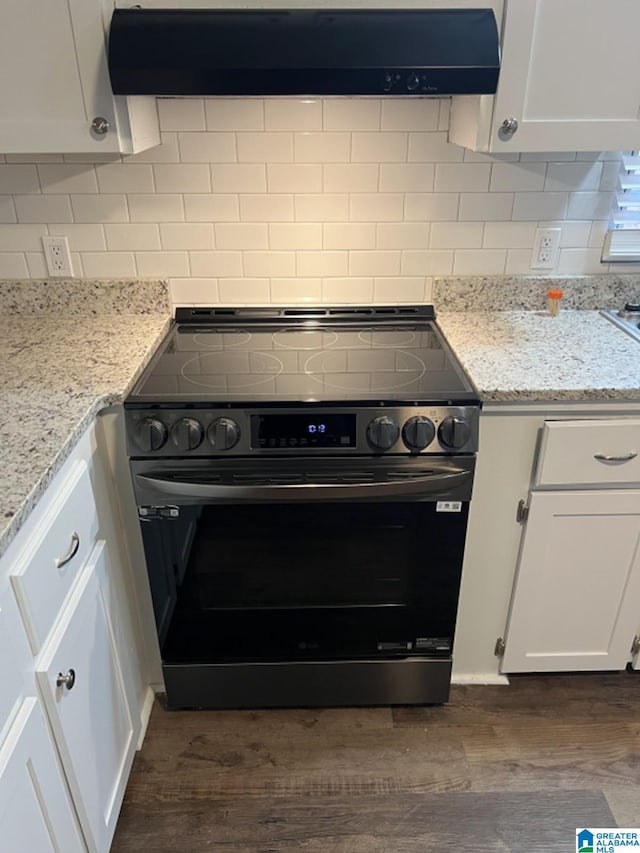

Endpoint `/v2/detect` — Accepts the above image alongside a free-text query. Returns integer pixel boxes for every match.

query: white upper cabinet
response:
[450,0,640,152]
[0,0,159,154]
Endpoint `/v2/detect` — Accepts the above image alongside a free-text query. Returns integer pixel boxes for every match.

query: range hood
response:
[108,8,500,97]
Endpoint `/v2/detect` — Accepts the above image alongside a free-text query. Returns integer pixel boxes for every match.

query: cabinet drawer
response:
[536,419,640,487]
[10,460,98,653]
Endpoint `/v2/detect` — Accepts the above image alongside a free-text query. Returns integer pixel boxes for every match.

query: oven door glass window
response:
[146,500,469,665]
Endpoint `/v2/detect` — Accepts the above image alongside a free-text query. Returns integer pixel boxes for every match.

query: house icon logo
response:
[577,829,594,852]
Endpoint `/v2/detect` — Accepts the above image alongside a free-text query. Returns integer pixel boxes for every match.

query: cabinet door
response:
[36,541,136,853]
[501,490,640,673]
[452,0,640,152]
[0,0,158,153]
[0,698,85,853]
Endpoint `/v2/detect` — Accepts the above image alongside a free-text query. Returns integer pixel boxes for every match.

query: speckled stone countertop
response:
[437,310,640,402]
[0,279,171,559]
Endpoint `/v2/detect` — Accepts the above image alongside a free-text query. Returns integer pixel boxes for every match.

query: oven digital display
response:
[252,414,357,449]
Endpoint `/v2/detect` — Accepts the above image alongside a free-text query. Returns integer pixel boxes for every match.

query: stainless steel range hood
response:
[108,8,500,97]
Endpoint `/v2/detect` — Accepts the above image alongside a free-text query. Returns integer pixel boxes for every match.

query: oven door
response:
[132,455,473,667]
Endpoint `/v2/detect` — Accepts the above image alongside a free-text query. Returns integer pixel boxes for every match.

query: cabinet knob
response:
[56,669,76,691]
[499,117,519,139]
[91,116,110,136]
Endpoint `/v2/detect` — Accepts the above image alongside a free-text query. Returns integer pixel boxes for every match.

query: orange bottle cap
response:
[547,289,564,299]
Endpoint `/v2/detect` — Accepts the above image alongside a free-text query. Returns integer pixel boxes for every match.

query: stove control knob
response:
[402,416,436,451]
[367,416,400,451]
[134,417,167,452]
[438,416,471,450]
[170,418,204,451]
[208,417,240,451]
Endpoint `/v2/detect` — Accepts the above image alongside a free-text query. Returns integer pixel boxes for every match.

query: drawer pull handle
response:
[594,452,638,463]
[55,532,80,568]
[56,669,76,691]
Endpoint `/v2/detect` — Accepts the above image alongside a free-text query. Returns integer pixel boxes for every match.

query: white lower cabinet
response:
[501,489,640,672]
[36,539,136,853]
[0,697,85,853]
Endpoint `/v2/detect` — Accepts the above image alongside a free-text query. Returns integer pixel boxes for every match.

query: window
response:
[602,151,640,262]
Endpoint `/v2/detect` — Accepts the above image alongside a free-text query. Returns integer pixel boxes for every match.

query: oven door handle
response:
[135,468,471,501]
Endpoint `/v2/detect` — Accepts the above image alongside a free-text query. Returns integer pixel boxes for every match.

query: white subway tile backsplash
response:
[0,165,40,194]
[599,161,620,192]
[538,220,591,248]
[267,164,322,193]
[435,164,490,193]
[244,251,295,277]
[401,250,453,276]
[237,132,294,162]
[505,249,534,275]
[295,194,349,222]
[350,194,403,222]
[430,222,483,249]
[81,252,137,278]
[323,99,380,131]
[381,99,439,131]
[38,164,97,194]
[205,99,264,131]
[128,194,184,222]
[169,277,218,303]
[490,162,546,192]
[322,277,374,303]
[240,194,294,222]
[0,252,29,277]
[0,224,47,251]
[48,224,105,251]
[211,164,266,193]
[588,220,609,249]
[376,223,429,249]
[373,277,426,304]
[557,248,608,274]
[71,195,129,223]
[25,252,48,277]
[14,195,73,223]
[105,224,161,251]
[404,193,458,222]
[511,192,568,221]
[295,132,350,163]
[379,164,434,192]
[135,251,190,277]
[349,251,401,277]
[458,193,513,222]
[270,277,322,303]
[215,223,269,250]
[96,163,154,194]
[189,252,243,278]
[158,98,206,131]
[545,161,603,192]
[566,191,613,221]
[178,132,236,163]
[408,132,464,163]
[323,223,375,250]
[453,250,507,275]
[153,164,211,194]
[218,277,270,303]
[324,164,379,193]
[0,196,16,223]
[351,133,407,163]
[297,251,347,277]
[483,222,537,249]
[270,223,323,250]
[159,223,214,250]
[265,99,322,131]
[184,194,239,222]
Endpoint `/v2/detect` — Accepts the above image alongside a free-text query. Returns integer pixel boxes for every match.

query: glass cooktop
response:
[129,318,477,404]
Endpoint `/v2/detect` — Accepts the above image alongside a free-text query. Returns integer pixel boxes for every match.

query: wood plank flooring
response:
[111,672,640,852]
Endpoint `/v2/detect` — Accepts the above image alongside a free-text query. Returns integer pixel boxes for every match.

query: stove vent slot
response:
[309,472,375,484]
[389,470,436,480]
[282,309,327,316]
[328,308,374,316]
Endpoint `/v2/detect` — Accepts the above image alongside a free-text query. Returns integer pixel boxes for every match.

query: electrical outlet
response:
[530,228,561,270]
[42,236,74,278]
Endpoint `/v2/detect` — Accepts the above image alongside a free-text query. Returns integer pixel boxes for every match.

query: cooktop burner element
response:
[125,305,480,459]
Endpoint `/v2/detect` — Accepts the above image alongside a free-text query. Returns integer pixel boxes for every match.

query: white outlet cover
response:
[531,228,561,270]
[42,236,74,278]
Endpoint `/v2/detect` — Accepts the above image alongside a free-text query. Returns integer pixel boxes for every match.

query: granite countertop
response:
[437,309,640,402]
[0,280,171,559]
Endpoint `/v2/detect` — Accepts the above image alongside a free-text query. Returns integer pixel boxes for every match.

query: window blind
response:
[602,151,640,262]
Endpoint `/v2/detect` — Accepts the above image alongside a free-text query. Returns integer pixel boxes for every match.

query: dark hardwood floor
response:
[111,672,640,852]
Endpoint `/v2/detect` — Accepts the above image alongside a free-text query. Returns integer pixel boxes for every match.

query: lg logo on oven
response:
[436,501,462,512]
